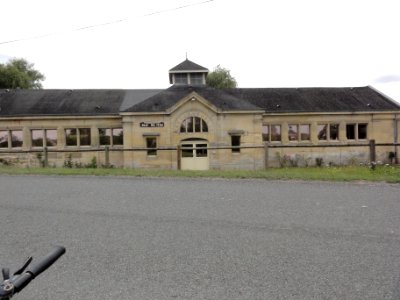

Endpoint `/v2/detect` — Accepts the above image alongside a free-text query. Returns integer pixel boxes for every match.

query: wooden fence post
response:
[177,145,181,170]
[43,147,48,167]
[369,139,376,162]
[105,146,110,167]
[264,143,269,169]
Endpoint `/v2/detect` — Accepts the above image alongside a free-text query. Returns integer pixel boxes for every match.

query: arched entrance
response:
[180,138,209,170]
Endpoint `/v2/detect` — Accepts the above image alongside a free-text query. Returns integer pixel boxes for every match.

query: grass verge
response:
[0,165,399,183]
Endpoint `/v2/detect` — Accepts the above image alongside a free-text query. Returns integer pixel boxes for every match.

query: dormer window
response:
[169,59,209,85]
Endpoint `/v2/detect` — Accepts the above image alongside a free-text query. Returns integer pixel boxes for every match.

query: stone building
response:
[0,59,399,169]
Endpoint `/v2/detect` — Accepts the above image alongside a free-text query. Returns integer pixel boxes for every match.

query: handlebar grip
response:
[26,246,66,278]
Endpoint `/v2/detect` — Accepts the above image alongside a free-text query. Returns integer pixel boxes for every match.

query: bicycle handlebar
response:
[0,246,65,299]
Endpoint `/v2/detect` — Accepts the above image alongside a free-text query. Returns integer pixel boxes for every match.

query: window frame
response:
[99,128,123,147]
[31,129,58,148]
[287,124,311,142]
[10,130,23,148]
[317,123,340,142]
[346,123,368,141]
[180,117,208,133]
[0,130,10,149]
[231,135,241,153]
[65,127,91,147]
[146,137,157,156]
[262,124,282,142]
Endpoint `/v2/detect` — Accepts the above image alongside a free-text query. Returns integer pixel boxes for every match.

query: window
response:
[31,129,57,148]
[190,73,203,85]
[0,130,22,148]
[231,135,241,153]
[112,128,123,146]
[318,124,339,141]
[146,137,157,156]
[11,130,23,148]
[181,144,193,157]
[46,130,57,147]
[180,117,208,133]
[358,124,368,139]
[271,125,281,142]
[32,130,44,147]
[79,128,90,146]
[0,130,8,148]
[262,125,281,142]
[288,125,299,141]
[329,124,339,140]
[300,125,310,141]
[99,128,123,146]
[347,123,368,140]
[196,144,208,157]
[65,128,91,147]
[174,73,188,84]
[317,125,328,140]
[288,124,310,142]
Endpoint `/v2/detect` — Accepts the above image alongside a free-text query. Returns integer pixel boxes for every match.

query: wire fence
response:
[0,140,398,168]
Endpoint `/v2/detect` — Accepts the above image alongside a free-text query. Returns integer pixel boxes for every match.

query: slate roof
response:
[0,89,161,117]
[123,85,262,113]
[224,87,400,113]
[0,86,398,117]
[169,59,209,73]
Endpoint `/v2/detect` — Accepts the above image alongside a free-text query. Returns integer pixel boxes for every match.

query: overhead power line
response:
[0,0,214,45]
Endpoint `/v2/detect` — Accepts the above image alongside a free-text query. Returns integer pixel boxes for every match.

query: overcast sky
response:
[1,0,399,102]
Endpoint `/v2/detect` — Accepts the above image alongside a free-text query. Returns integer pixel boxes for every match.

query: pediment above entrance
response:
[166,92,219,115]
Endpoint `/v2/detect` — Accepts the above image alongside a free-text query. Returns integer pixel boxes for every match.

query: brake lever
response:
[1,269,10,281]
[13,257,33,276]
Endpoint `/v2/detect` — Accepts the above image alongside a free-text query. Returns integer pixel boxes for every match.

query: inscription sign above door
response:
[140,122,164,128]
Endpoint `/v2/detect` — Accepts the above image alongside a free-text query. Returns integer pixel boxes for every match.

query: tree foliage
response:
[0,58,45,89]
[206,65,237,89]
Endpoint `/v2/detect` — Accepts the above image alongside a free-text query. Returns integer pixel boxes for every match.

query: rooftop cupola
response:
[169,59,209,86]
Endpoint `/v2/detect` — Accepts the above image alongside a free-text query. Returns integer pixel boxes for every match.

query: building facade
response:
[0,59,399,169]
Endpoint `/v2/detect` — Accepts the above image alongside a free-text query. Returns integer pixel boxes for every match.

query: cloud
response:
[374,74,400,83]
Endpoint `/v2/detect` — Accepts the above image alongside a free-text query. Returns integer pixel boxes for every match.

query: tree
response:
[0,58,45,89]
[206,65,237,89]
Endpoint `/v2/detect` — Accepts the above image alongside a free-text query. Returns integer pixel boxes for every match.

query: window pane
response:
[317,125,327,140]
[300,125,310,141]
[11,130,23,148]
[202,119,208,132]
[190,73,203,85]
[0,131,8,148]
[358,124,367,139]
[146,137,157,155]
[180,119,187,133]
[181,144,193,157]
[330,124,339,140]
[79,128,91,146]
[65,129,77,146]
[271,125,281,141]
[45,129,57,147]
[186,117,194,133]
[231,135,241,153]
[31,130,44,147]
[112,128,123,145]
[174,73,187,84]
[99,128,111,145]
[196,144,208,157]
[194,117,201,132]
[346,124,355,140]
[288,124,298,141]
[262,125,269,142]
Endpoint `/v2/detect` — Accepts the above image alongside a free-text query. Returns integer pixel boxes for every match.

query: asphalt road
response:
[0,175,400,299]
